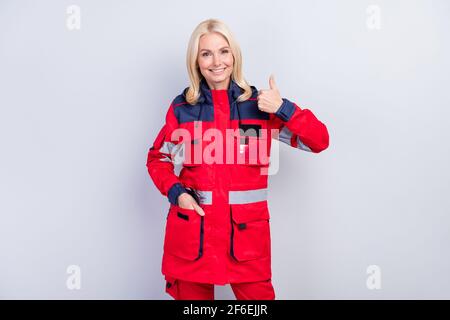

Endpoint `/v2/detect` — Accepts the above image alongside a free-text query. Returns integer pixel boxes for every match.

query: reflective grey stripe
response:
[229,188,268,205]
[159,141,184,163]
[279,126,312,152]
[196,190,213,205]
[191,188,268,205]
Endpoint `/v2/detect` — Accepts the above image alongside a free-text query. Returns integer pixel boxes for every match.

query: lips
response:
[209,67,226,74]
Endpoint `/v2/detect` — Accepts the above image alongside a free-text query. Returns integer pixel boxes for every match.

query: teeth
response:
[210,68,225,73]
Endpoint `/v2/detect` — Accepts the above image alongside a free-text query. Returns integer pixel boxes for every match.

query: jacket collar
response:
[197,77,242,105]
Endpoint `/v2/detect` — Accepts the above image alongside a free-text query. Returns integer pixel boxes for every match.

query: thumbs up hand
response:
[257,74,284,114]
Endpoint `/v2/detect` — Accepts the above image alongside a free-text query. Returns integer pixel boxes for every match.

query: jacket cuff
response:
[167,183,187,205]
[275,98,296,122]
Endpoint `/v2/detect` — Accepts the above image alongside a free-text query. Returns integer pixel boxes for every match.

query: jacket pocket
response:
[230,201,271,261]
[164,205,204,261]
[233,134,270,166]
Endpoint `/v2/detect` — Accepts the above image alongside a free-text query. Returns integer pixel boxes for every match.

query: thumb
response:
[192,201,205,216]
[269,74,277,90]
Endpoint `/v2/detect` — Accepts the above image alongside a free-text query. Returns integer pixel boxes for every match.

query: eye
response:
[202,52,210,57]
[222,49,229,54]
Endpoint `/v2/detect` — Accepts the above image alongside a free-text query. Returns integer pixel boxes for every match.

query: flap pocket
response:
[164,205,204,261]
[230,201,271,262]
[239,123,262,137]
[233,134,270,166]
[231,201,270,224]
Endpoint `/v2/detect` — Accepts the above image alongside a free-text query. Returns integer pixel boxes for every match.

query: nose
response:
[213,53,221,67]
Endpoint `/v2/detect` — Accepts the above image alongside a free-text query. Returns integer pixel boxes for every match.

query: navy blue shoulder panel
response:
[171,84,268,124]
[171,93,187,107]
[231,99,269,120]
[171,92,214,124]
[230,85,269,120]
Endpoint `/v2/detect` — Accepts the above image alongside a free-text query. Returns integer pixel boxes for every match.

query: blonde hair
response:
[185,18,252,105]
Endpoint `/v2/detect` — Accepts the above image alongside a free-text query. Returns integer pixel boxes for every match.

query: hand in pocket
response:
[178,192,205,216]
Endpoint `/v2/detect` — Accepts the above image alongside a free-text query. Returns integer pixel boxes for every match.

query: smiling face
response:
[197,32,234,90]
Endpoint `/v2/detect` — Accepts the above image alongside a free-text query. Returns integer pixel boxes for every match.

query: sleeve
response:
[269,98,329,153]
[146,103,187,205]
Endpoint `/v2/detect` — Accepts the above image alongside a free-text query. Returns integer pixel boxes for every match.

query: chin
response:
[214,73,231,81]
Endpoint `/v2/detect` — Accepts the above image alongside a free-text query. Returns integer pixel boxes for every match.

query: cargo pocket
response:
[233,134,270,166]
[164,204,204,261]
[230,201,271,262]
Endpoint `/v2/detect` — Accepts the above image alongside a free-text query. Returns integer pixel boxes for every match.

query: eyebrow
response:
[199,46,230,52]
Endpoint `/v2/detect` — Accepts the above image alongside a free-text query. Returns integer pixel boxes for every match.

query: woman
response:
[146,18,329,300]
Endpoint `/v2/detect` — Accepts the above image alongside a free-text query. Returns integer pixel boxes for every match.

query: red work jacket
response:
[146,78,329,284]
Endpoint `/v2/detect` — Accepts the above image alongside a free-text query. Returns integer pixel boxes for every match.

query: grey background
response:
[1,0,449,299]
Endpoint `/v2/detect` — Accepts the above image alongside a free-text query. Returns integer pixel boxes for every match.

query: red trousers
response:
[165,277,275,300]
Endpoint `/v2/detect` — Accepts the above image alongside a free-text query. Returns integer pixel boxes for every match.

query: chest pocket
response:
[234,123,270,166]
